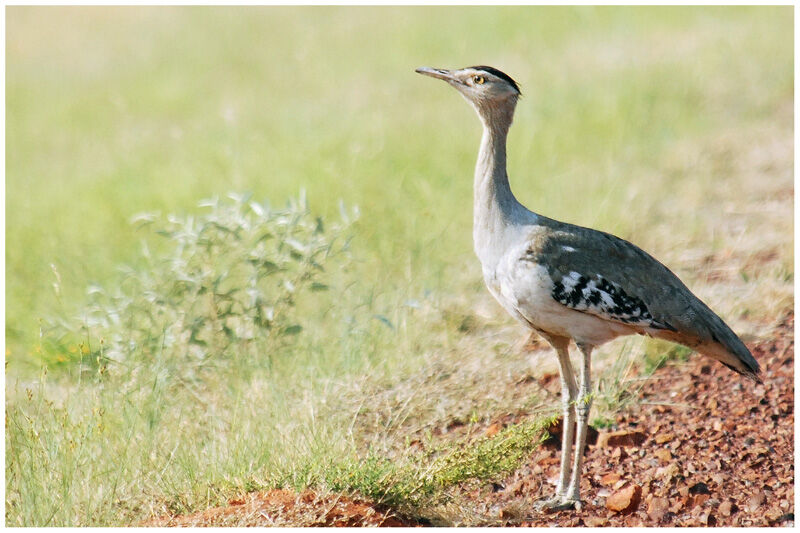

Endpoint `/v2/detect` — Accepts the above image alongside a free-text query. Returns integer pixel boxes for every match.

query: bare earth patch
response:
[144,313,793,527]
[476,311,794,527]
[143,489,419,527]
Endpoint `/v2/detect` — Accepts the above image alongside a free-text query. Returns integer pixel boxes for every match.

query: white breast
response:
[484,242,636,345]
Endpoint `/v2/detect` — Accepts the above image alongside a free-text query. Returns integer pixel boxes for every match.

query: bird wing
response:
[521,218,760,379]
[523,220,684,331]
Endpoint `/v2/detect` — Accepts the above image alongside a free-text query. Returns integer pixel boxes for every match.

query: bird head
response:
[415,65,521,127]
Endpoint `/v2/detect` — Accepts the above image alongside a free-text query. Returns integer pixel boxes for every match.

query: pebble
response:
[655,433,674,444]
[655,463,680,481]
[583,516,607,527]
[647,497,669,521]
[654,449,672,462]
[606,484,642,513]
[597,430,647,448]
[719,500,734,516]
[600,472,621,486]
[747,491,766,512]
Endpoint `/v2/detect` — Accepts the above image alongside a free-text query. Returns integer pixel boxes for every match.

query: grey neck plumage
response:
[471,99,535,265]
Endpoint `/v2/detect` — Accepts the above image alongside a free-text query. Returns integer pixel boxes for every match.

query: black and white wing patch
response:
[551,271,674,330]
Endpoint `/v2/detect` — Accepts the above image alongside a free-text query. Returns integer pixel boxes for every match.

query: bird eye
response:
[473,75,485,85]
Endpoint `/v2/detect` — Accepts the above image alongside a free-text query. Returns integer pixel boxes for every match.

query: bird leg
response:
[534,336,577,511]
[562,342,594,509]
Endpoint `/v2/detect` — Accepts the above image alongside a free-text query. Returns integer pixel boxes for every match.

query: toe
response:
[548,500,576,512]
[533,495,562,511]
[534,495,580,513]
[534,497,585,513]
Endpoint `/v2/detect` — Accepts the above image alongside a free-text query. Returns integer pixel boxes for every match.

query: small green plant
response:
[44,192,354,383]
[591,415,615,430]
[328,418,549,513]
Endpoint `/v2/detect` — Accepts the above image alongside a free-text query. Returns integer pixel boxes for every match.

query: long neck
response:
[473,105,524,258]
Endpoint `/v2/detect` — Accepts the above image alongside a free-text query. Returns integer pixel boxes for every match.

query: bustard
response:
[415,65,761,511]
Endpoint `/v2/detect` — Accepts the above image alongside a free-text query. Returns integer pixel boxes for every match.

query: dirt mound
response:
[144,488,419,527]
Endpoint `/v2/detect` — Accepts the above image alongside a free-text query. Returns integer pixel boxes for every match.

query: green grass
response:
[6,6,793,526]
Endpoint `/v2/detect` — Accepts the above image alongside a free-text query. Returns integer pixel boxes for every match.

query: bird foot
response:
[533,495,582,513]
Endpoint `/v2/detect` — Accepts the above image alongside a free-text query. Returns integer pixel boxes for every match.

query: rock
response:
[689,482,711,495]
[747,491,766,512]
[654,449,672,462]
[647,497,670,521]
[597,430,647,448]
[656,463,680,481]
[719,500,736,517]
[600,472,621,486]
[655,432,675,444]
[606,484,642,513]
[688,493,710,509]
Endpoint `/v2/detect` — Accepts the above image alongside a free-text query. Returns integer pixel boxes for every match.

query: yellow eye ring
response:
[473,75,485,85]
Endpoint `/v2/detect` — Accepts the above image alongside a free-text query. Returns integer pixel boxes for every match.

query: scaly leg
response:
[534,335,577,511]
[562,342,594,509]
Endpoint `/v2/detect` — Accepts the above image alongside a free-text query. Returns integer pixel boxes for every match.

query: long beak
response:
[415,66,460,83]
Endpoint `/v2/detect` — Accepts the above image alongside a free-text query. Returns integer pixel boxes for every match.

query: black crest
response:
[468,65,521,94]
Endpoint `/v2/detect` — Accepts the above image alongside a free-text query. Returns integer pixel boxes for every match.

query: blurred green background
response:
[7,6,792,360]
